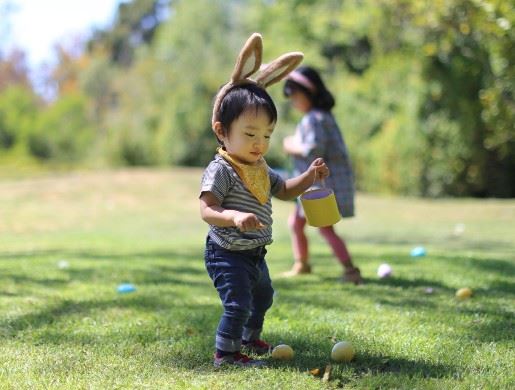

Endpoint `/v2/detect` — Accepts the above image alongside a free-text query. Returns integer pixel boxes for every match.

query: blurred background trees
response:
[0,0,513,197]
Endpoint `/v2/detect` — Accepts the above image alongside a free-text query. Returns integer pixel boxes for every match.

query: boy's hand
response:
[309,158,330,181]
[233,212,266,232]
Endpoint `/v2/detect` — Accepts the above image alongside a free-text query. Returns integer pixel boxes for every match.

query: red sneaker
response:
[242,339,273,355]
[213,351,266,368]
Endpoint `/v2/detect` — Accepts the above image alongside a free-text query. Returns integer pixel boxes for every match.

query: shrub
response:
[27,94,94,162]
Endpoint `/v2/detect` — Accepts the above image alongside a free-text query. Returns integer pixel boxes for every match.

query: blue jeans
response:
[204,236,274,352]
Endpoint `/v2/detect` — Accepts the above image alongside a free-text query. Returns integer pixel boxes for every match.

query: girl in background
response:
[282,66,363,284]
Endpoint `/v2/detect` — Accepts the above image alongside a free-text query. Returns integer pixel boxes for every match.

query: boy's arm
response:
[200,192,265,231]
[274,158,329,201]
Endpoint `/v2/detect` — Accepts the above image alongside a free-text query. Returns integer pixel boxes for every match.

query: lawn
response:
[0,168,514,389]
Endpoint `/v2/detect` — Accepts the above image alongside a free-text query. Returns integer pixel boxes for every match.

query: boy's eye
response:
[264,136,271,139]
[245,133,255,137]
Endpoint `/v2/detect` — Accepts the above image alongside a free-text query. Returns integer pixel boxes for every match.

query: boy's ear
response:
[213,121,225,141]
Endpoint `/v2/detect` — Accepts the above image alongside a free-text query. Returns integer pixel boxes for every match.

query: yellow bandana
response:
[218,148,270,205]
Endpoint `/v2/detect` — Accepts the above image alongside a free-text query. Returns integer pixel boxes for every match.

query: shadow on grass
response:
[0,292,217,339]
[192,330,457,381]
[141,327,458,381]
[487,280,515,295]
[274,272,459,314]
[273,272,453,311]
[0,291,18,297]
[363,276,453,291]
[0,247,218,338]
[2,246,512,372]
[436,255,515,280]
[351,234,515,253]
[0,247,207,285]
[347,352,456,380]
[311,249,514,293]
[273,274,514,344]
[0,274,70,287]
[0,248,204,262]
[128,264,207,285]
[455,305,514,343]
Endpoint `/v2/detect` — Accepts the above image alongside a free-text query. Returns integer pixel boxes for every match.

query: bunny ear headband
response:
[212,33,304,128]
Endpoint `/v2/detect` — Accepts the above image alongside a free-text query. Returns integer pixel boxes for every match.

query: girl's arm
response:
[200,192,265,231]
[274,158,329,201]
[284,115,327,158]
[283,135,305,156]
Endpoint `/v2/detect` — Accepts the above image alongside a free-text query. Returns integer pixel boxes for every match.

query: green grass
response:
[1,168,514,389]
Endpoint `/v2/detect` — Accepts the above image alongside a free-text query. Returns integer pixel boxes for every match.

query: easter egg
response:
[331,341,355,362]
[456,287,473,300]
[410,246,426,257]
[271,344,294,360]
[117,283,136,293]
[377,263,392,278]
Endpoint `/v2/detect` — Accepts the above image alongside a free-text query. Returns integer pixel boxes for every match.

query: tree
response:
[247,0,514,196]
[88,0,170,67]
[405,0,514,197]
[0,49,32,92]
[148,0,247,166]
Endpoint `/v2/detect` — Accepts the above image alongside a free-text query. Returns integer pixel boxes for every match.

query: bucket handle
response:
[313,167,326,189]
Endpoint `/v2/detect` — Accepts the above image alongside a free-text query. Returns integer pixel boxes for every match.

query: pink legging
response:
[288,208,351,266]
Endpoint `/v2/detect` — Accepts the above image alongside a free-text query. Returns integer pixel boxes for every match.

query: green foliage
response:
[27,94,94,162]
[150,0,247,166]
[105,118,157,167]
[100,61,159,166]
[79,56,116,127]
[108,127,156,166]
[334,54,425,195]
[413,0,515,197]
[2,0,513,196]
[0,110,12,148]
[88,0,170,66]
[0,86,38,149]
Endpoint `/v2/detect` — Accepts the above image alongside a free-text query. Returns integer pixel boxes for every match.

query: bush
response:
[27,94,94,162]
[0,111,15,149]
[107,125,156,166]
[0,86,39,150]
[334,54,425,194]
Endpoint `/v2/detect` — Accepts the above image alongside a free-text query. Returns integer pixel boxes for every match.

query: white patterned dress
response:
[292,109,355,218]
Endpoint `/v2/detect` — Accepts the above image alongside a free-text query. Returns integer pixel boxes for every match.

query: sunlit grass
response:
[1,168,514,389]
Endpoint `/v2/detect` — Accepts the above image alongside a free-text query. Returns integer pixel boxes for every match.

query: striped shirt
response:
[293,109,355,217]
[200,154,285,250]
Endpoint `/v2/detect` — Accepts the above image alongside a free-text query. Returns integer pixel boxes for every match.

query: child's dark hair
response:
[216,83,277,143]
[283,66,335,111]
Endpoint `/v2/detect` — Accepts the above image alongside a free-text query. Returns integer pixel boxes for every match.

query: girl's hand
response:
[309,158,330,181]
[283,135,296,154]
[233,212,266,232]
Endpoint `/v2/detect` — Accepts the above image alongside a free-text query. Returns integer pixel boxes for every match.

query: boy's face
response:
[216,108,275,165]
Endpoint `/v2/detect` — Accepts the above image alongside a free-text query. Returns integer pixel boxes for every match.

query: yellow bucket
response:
[300,188,341,227]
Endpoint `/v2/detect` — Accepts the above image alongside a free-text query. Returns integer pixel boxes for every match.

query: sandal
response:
[281,262,312,277]
[342,267,363,285]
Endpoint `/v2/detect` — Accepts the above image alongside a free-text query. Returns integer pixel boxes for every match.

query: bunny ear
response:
[211,34,303,128]
[230,33,263,83]
[255,52,304,88]
[212,33,263,127]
